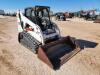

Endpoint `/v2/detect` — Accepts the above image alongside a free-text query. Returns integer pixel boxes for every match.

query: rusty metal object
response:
[38,36,80,69]
[94,19,100,23]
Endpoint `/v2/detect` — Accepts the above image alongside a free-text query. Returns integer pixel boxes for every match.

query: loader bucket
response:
[38,36,80,69]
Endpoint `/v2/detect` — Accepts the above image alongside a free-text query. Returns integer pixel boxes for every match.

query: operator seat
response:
[36,17,46,31]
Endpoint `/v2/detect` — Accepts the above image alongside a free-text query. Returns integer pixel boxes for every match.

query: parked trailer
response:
[0,10,5,15]
[94,15,100,23]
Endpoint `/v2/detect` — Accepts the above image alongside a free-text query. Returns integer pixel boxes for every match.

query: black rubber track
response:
[18,31,41,54]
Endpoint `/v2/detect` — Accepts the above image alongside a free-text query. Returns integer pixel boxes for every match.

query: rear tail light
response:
[25,23,34,31]
[26,27,34,31]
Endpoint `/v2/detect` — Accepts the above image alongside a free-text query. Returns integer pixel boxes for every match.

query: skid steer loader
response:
[17,6,80,69]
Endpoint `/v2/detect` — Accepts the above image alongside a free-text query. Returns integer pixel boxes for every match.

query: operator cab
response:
[25,6,53,31]
[24,6,60,43]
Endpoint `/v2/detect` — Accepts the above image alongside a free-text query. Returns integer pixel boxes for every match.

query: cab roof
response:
[25,6,50,11]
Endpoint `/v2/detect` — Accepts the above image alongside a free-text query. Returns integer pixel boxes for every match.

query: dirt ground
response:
[0,16,100,75]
